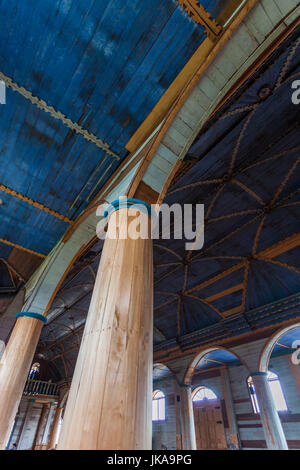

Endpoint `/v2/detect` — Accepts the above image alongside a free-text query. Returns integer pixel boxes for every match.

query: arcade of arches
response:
[0,0,300,451]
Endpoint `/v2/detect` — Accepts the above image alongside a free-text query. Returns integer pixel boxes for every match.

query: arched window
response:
[247,371,288,414]
[192,386,218,402]
[152,390,165,421]
[28,362,40,380]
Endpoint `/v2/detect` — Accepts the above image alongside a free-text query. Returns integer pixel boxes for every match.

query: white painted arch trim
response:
[259,322,300,372]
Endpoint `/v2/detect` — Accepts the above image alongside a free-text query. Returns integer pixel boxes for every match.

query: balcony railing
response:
[23,379,59,397]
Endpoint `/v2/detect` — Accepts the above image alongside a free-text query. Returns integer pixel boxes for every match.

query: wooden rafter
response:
[0,182,72,223]
[204,283,244,302]
[0,237,46,258]
[0,70,120,160]
[183,232,300,319]
[204,357,225,365]
[256,232,300,259]
[184,293,224,318]
[186,262,245,294]
[187,233,300,296]
[222,305,243,317]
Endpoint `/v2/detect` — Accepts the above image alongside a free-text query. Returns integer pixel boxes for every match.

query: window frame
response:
[247,370,288,414]
[152,389,166,422]
[192,385,218,403]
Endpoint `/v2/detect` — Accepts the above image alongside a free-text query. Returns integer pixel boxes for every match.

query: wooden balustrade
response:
[23,379,58,397]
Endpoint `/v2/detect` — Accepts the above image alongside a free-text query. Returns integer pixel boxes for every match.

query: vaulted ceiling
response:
[0,0,236,316]
[154,26,300,346]
[35,24,300,380]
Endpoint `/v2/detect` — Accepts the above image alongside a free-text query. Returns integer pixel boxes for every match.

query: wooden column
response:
[41,403,56,449]
[48,403,62,449]
[251,372,288,450]
[33,403,48,450]
[17,399,35,450]
[220,368,240,449]
[173,380,182,449]
[0,313,46,449]
[180,385,196,450]
[58,202,153,449]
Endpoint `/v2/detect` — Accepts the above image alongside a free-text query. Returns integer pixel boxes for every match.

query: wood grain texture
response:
[180,387,196,450]
[0,316,43,449]
[33,404,48,450]
[251,374,288,449]
[48,404,62,449]
[58,208,153,449]
[193,399,227,449]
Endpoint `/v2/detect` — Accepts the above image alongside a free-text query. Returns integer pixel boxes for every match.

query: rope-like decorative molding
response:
[103,198,155,219]
[0,183,72,223]
[0,71,120,161]
[0,237,46,258]
[16,312,47,324]
[178,0,222,39]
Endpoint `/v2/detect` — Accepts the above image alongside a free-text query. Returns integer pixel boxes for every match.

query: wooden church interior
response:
[0,0,299,450]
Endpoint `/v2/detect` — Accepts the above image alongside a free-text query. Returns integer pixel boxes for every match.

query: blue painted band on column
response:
[16,312,47,324]
[250,372,268,377]
[103,198,155,219]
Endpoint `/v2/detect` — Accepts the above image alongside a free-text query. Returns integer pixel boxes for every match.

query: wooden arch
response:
[183,346,249,385]
[259,322,300,372]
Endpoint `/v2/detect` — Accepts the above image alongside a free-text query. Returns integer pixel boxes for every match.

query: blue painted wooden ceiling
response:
[271,327,300,357]
[195,349,241,371]
[36,26,300,381]
[153,26,300,344]
[0,0,229,269]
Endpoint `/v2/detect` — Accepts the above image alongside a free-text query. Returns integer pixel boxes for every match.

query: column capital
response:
[250,371,268,377]
[104,198,154,219]
[179,383,193,389]
[16,312,47,324]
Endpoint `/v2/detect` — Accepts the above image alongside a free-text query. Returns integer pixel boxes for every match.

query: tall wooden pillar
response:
[33,403,48,450]
[58,201,153,449]
[251,372,288,450]
[0,312,46,449]
[180,385,196,450]
[220,368,240,448]
[17,399,35,450]
[41,403,56,449]
[48,403,62,449]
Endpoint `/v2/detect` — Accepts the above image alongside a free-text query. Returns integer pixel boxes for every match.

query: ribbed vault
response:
[36,25,300,380]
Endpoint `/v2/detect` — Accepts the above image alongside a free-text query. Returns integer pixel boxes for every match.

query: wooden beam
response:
[186,232,300,298]
[125,0,259,154]
[0,237,46,258]
[204,283,244,302]
[0,183,72,223]
[222,305,243,317]
[186,262,245,294]
[257,232,300,259]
